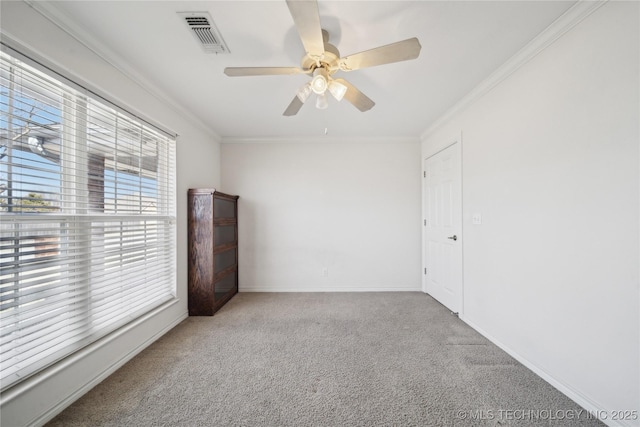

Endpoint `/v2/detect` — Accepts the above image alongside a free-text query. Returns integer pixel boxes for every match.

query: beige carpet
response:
[47,292,602,426]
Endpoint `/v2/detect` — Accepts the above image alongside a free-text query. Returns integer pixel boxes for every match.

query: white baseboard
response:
[240,286,422,293]
[460,315,633,427]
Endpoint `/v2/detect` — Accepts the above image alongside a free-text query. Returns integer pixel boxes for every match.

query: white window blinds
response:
[0,48,177,390]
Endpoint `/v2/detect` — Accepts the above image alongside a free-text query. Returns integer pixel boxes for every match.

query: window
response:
[0,47,176,390]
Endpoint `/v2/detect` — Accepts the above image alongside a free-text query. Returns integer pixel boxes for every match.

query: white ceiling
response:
[46,1,576,139]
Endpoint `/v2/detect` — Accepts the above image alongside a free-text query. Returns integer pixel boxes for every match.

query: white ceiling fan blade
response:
[283,96,305,116]
[333,78,375,112]
[286,0,325,57]
[224,67,305,77]
[339,38,422,72]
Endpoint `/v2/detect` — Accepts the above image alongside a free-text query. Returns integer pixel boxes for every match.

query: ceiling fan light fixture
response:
[296,82,313,102]
[310,73,328,95]
[316,92,328,109]
[328,79,347,101]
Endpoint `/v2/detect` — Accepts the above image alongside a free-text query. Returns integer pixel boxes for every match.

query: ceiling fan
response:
[224,0,422,116]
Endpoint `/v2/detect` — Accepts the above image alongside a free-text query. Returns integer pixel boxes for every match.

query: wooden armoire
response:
[187,189,239,315]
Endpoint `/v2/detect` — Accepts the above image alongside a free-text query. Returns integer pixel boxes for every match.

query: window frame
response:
[0,43,178,392]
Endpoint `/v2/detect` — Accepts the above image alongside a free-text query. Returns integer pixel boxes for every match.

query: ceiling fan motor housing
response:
[301,29,340,75]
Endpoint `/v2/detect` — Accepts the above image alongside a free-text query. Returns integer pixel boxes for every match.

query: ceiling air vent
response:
[178,12,230,54]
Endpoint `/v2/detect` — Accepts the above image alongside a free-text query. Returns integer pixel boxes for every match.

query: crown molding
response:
[420,0,607,141]
[23,0,221,142]
[221,135,420,144]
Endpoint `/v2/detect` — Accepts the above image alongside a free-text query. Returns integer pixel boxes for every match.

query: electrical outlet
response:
[472,213,482,225]
[321,268,328,277]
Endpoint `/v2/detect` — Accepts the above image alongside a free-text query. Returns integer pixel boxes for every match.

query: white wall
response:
[422,2,639,424]
[0,2,221,426]
[221,139,422,292]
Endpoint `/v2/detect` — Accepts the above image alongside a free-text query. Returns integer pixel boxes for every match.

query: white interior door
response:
[423,142,462,314]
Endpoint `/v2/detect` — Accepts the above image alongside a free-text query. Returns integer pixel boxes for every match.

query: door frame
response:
[422,132,463,315]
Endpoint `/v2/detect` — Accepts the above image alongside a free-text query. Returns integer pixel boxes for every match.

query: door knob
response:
[447,235,457,241]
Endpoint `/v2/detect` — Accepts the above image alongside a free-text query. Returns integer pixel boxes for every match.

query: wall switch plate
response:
[472,213,482,225]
